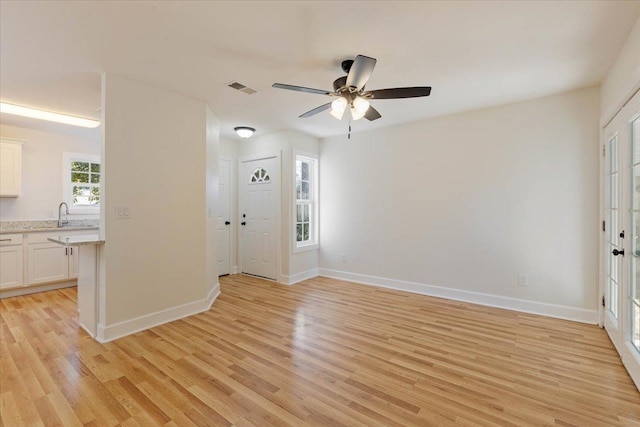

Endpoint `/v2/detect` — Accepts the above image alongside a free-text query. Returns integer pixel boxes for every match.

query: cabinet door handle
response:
[65,248,68,255]
[70,247,73,255]
[0,238,11,242]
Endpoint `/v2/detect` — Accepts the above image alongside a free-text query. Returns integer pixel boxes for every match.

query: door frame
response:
[218,156,233,276]
[238,154,282,283]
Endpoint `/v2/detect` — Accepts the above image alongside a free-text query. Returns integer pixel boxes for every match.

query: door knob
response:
[225,221,230,225]
[612,249,625,256]
[241,221,246,226]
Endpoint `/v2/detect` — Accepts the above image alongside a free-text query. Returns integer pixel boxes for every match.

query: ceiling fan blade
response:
[299,102,332,118]
[272,83,332,96]
[346,55,377,91]
[364,105,381,121]
[365,87,431,99]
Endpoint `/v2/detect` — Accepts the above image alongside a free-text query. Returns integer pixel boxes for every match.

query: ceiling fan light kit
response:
[330,97,347,120]
[272,54,432,129]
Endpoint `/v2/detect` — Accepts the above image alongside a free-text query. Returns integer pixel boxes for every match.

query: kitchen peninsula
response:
[48,234,104,338]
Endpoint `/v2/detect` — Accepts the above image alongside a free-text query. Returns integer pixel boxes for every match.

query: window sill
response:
[293,242,318,253]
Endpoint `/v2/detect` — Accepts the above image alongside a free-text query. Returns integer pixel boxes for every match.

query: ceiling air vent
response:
[227,81,258,95]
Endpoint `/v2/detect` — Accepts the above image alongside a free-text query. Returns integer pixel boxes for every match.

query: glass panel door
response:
[630,116,640,354]
[608,134,620,320]
[604,114,624,356]
[618,89,640,388]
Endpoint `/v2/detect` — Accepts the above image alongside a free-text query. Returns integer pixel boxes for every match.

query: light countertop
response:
[48,234,105,246]
[0,225,99,234]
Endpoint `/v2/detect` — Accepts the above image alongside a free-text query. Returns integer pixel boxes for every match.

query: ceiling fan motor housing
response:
[333,76,348,93]
[341,59,354,73]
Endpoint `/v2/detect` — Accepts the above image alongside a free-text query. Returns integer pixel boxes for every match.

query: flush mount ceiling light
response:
[234,126,256,138]
[0,102,101,128]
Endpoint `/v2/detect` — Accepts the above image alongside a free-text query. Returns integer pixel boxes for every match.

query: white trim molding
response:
[0,280,76,299]
[96,282,221,343]
[319,268,598,324]
[281,268,319,285]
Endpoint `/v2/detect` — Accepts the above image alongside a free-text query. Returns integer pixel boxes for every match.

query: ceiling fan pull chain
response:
[348,117,352,140]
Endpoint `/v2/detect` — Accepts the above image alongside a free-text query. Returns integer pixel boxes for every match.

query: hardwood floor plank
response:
[2,274,640,426]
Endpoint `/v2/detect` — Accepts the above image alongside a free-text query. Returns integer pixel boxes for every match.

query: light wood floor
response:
[1,275,640,426]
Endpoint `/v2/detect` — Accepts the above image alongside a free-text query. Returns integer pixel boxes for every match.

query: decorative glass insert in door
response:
[250,168,270,184]
[608,135,620,319]
[631,117,640,352]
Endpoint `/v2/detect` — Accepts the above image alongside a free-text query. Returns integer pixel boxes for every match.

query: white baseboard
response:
[281,268,319,285]
[96,282,221,343]
[0,280,76,299]
[231,265,239,274]
[319,268,598,324]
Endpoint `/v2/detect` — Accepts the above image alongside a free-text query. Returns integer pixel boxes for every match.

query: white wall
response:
[601,16,640,123]
[320,87,600,321]
[0,124,100,221]
[238,130,320,283]
[99,73,219,340]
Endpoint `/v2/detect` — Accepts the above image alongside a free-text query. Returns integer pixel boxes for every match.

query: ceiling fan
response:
[272,54,432,123]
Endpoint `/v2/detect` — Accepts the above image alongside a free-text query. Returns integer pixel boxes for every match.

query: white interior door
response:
[241,157,279,280]
[217,158,231,276]
[602,89,640,389]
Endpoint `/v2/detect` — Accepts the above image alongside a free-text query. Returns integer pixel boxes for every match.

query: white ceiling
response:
[1,1,639,141]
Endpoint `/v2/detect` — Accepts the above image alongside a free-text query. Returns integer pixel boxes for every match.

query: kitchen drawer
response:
[0,234,23,246]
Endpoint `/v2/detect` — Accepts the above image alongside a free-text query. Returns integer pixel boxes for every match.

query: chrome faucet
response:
[58,202,69,227]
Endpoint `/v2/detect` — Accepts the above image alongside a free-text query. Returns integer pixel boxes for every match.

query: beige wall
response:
[0,124,100,221]
[100,73,218,332]
[320,87,600,317]
[601,16,640,123]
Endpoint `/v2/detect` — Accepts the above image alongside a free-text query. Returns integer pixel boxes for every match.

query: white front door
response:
[241,157,279,280]
[217,158,231,276]
[602,89,640,389]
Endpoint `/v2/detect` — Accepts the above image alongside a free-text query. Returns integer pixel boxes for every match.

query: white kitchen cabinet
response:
[0,234,24,290]
[26,232,84,285]
[27,243,69,284]
[0,139,23,197]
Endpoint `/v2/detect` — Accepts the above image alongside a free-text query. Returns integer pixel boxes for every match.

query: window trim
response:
[62,152,101,214]
[293,151,319,253]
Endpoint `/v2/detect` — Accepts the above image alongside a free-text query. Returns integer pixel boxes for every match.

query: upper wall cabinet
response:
[0,138,23,197]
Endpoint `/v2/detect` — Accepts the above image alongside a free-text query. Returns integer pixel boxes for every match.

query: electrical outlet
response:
[341,253,347,263]
[518,273,528,286]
